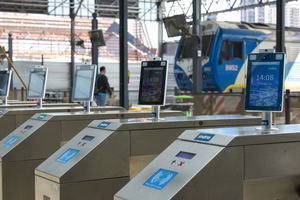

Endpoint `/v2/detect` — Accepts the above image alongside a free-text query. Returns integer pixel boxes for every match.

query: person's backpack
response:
[94,74,100,95]
[94,74,105,95]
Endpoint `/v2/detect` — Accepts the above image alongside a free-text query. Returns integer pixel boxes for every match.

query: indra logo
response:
[97,121,111,128]
[194,133,215,142]
[37,114,47,120]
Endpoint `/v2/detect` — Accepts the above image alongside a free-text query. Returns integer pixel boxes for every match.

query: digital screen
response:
[0,71,10,97]
[82,135,94,141]
[72,67,96,101]
[56,148,80,163]
[3,136,20,147]
[27,70,47,98]
[138,61,167,105]
[24,125,33,130]
[176,151,196,160]
[144,169,178,190]
[245,53,284,111]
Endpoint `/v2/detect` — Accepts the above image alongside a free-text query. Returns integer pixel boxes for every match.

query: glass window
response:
[202,35,214,57]
[232,41,243,59]
[219,39,243,64]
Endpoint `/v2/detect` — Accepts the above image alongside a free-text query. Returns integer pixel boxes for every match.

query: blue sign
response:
[261,120,269,126]
[37,114,47,120]
[194,133,215,142]
[97,121,111,128]
[3,136,20,147]
[56,148,80,163]
[144,169,178,190]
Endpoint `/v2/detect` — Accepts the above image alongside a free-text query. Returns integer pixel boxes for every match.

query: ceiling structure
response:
[1,0,297,21]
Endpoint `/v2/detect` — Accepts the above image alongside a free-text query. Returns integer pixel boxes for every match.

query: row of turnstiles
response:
[1,56,300,200]
[0,101,263,200]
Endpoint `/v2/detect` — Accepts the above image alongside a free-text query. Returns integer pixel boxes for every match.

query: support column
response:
[8,33,13,90]
[192,0,202,94]
[92,12,98,66]
[276,0,285,52]
[192,0,204,115]
[157,0,164,58]
[70,0,75,101]
[119,0,129,109]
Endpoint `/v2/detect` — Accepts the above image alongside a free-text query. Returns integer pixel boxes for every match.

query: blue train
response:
[174,21,300,92]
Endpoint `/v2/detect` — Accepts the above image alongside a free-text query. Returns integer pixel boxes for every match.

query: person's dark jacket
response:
[95,74,112,96]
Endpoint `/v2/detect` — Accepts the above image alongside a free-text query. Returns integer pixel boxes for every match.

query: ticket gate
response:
[115,125,300,200]
[0,106,124,141]
[0,110,182,200]
[35,115,261,200]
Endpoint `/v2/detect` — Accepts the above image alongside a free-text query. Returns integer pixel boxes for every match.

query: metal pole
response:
[8,33,13,90]
[157,0,163,58]
[119,0,129,109]
[70,0,75,102]
[37,98,43,108]
[41,55,44,65]
[192,0,202,94]
[92,12,98,66]
[276,0,285,52]
[285,89,290,124]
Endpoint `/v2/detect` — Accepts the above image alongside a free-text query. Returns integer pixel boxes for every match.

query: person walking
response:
[94,66,112,106]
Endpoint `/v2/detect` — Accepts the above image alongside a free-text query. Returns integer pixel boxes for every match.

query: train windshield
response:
[177,35,214,59]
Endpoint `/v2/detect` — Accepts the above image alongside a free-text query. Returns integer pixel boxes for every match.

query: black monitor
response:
[245,52,285,112]
[0,70,11,97]
[27,67,48,99]
[163,15,189,37]
[89,29,106,47]
[72,64,97,102]
[138,60,168,106]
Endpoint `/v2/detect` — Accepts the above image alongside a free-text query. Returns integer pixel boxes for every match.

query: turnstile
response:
[35,115,261,200]
[0,110,182,200]
[0,106,123,140]
[115,125,300,200]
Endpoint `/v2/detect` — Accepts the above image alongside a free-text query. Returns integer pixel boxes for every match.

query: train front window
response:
[177,37,194,59]
[202,35,214,57]
[219,40,243,64]
[177,35,215,59]
[232,41,243,59]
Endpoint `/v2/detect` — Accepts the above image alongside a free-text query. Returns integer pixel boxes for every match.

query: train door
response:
[218,39,244,91]
[234,38,259,87]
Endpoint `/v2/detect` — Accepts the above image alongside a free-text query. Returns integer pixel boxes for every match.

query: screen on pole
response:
[245,53,285,112]
[27,68,48,99]
[138,60,168,105]
[72,64,97,102]
[0,70,11,97]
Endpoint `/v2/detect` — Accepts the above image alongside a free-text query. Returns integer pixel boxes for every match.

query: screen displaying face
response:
[245,53,284,111]
[73,69,94,101]
[27,71,46,98]
[139,67,165,104]
[0,72,9,97]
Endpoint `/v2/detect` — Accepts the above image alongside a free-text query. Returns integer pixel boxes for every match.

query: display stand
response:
[138,57,168,121]
[71,63,97,112]
[0,69,12,105]
[2,97,7,105]
[152,105,160,120]
[27,66,48,109]
[244,50,285,133]
[84,101,91,113]
[37,98,43,109]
